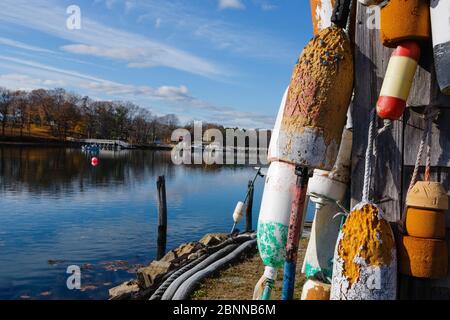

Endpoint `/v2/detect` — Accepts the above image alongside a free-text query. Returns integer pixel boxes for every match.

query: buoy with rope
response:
[331,109,397,300]
[398,106,449,279]
[376,41,421,120]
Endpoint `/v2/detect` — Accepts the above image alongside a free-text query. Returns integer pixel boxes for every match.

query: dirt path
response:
[191,238,309,300]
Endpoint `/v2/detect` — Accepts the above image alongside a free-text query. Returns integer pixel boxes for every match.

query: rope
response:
[373,119,392,160]
[407,106,439,193]
[362,109,376,202]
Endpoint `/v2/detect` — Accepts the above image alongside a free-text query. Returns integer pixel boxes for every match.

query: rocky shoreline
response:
[109,232,257,300]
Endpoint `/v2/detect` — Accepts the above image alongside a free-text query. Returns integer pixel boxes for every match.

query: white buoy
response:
[430,0,450,94]
[302,111,353,284]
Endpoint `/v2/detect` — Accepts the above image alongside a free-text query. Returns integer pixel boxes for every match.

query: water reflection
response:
[0,146,266,300]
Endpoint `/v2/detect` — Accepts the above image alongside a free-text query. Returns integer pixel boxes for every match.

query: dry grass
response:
[191,238,308,300]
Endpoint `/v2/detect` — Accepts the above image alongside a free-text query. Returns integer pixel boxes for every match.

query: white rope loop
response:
[362,108,376,203]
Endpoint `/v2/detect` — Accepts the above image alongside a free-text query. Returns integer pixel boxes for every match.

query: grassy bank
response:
[191,238,308,300]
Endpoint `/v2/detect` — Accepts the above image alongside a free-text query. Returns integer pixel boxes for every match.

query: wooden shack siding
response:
[352,3,450,299]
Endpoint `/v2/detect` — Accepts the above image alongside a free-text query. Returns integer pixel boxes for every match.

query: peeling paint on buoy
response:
[310,0,335,35]
[277,27,354,171]
[301,279,331,300]
[331,203,397,300]
[257,162,297,269]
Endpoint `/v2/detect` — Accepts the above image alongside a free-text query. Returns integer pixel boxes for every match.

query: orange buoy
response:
[406,208,446,239]
[301,279,331,300]
[405,181,448,239]
[398,235,448,279]
[376,41,420,120]
[380,0,431,48]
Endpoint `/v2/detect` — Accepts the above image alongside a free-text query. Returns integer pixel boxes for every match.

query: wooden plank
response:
[407,39,450,107]
[351,2,403,221]
[404,108,450,167]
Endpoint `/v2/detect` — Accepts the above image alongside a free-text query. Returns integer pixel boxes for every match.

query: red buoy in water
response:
[91,157,99,167]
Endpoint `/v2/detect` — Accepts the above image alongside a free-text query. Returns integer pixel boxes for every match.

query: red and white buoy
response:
[376,41,421,120]
[430,0,450,95]
[91,157,99,167]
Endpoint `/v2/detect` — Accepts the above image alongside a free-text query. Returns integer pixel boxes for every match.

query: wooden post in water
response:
[156,176,167,260]
[246,180,254,232]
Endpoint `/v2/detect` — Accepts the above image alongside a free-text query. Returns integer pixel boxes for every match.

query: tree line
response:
[0,87,195,144]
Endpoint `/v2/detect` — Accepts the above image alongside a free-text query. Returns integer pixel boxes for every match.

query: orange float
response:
[380,0,430,48]
[406,181,448,239]
[398,235,448,279]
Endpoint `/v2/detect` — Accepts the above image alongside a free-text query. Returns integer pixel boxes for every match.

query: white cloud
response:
[0,56,275,128]
[219,0,246,10]
[0,0,224,78]
[0,37,54,54]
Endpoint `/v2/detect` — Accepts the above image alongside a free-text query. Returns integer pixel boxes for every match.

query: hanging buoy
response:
[380,0,430,48]
[302,170,345,281]
[302,117,352,284]
[310,0,335,35]
[255,88,297,300]
[398,235,448,279]
[91,157,99,167]
[301,279,331,300]
[231,201,245,233]
[331,203,397,300]
[399,181,449,279]
[277,26,354,171]
[430,0,450,95]
[254,161,297,299]
[376,41,421,120]
[405,181,448,239]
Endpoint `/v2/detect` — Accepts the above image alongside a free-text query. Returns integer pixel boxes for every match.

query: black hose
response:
[161,243,238,300]
[149,254,208,300]
[172,239,257,300]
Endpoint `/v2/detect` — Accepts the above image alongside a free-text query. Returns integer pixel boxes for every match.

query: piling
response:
[245,180,254,232]
[156,175,168,260]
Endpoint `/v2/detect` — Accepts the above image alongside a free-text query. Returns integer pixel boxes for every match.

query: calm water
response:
[0,146,313,300]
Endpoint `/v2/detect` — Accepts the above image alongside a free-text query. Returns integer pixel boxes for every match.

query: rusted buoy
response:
[376,41,420,120]
[380,0,430,48]
[398,235,448,279]
[331,203,397,300]
[430,0,450,94]
[277,26,354,171]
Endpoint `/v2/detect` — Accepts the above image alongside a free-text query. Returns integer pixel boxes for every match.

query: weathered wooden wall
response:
[352,2,450,299]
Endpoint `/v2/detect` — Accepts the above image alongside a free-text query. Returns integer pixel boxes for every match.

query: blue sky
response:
[0,0,313,129]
